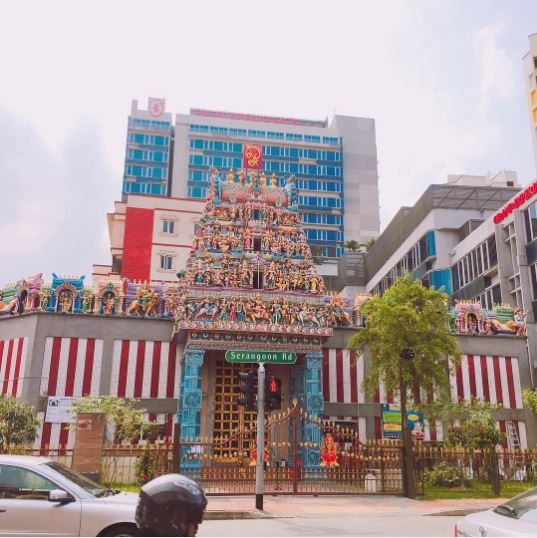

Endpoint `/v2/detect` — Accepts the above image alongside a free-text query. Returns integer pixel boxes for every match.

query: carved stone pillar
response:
[304,350,324,468]
[179,348,205,468]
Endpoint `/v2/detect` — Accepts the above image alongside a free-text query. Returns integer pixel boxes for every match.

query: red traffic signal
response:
[265,377,282,410]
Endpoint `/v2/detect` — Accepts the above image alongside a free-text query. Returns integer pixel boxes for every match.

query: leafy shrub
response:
[424,461,468,488]
[135,448,158,485]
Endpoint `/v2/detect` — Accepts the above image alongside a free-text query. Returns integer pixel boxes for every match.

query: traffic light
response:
[265,376,282,411]
[236,371,256,411]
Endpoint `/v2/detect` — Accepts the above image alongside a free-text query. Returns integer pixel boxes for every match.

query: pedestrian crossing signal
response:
[265,377,282,411]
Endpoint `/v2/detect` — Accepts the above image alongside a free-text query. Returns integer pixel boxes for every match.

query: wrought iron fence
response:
[101,444,175,485]
[415,445,537,498]
[178,438,403,495]
[6,443,537,498]
[2,447,74,468]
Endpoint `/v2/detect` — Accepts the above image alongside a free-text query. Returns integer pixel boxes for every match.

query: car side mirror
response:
[48,489,75,503]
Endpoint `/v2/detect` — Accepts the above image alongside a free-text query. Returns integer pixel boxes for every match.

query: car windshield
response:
[44,462,107,497]
[494,487,537,525]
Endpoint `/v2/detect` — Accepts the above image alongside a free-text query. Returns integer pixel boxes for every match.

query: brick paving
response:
[205,495,505,518]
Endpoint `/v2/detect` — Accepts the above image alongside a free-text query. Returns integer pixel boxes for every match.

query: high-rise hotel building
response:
[122,98,380,261]
[524,33,537,174]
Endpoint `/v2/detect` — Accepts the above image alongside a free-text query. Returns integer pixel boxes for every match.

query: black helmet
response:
[136,474,207,537]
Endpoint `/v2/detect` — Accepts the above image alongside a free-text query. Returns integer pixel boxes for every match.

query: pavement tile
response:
[205,495,505,518]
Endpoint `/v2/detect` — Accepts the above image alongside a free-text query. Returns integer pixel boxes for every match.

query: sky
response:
[1,0,536,286]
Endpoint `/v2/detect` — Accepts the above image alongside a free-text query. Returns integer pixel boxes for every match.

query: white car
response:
[0,455,139,536]
[456,486,537,536]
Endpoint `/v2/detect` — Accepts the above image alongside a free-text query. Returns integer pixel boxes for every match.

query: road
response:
[198,515,459,537]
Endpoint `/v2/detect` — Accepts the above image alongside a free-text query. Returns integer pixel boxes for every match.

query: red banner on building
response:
[243,145,262,170]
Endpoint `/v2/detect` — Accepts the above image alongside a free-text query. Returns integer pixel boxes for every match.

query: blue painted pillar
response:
[304,350,324,468]
[179,347,205,468]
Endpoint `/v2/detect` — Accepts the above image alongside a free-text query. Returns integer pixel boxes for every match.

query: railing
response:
[6,443,536,498]
[2,447,74,468]
[415,446,537,498]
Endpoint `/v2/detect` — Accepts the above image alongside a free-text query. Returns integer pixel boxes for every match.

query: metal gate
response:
[179,401,403,495]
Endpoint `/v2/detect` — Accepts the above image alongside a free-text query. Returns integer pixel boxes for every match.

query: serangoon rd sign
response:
[494,179,537,224]
[225,350,297,364]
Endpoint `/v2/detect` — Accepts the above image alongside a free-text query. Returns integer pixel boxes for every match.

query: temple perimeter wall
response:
[0,313,535,447]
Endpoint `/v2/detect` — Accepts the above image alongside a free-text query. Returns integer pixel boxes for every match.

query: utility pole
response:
[255,363,265,510]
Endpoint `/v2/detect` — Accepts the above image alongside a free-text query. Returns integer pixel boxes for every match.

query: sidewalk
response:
[204,495,505,520]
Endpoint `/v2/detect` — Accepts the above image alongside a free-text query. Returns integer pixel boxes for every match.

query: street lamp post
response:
[399,348,416,499]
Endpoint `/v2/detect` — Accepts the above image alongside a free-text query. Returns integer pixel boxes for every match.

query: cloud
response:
[473,23,517,112]
[0,110,116,286]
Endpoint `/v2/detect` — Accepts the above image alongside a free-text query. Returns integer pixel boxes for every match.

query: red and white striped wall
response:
[0,337,29,397]
[322,349,528,447]
[39,337,103,398]
[37,337,104,450]
[110,340,179,399]
[322,349,364,404]
[35,411,175,450]
[449,355,523,408]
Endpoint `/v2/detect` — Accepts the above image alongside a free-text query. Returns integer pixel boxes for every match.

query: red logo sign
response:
[243,145,262,170]
[494,180,537,224]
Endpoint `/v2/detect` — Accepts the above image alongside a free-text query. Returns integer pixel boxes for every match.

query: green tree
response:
[348,275,459,402]
[0,395,40,451]
[69,396,148,444]
[523,389,537,416]
[419,397,505,449]
[344,240,359,252]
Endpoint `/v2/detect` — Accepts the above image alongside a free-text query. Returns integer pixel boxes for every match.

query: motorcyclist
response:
[135,474,207,537]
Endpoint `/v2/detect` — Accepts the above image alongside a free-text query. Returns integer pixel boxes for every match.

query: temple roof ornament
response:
[171,168,356,340]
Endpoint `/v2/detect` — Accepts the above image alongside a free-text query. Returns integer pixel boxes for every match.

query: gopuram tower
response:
[172,167,353,469]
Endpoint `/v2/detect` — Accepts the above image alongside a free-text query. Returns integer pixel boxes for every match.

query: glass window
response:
[487,236,498,267]
[160,255,173,270]
[476,245,483,275]
[162,220,175,234]
[0,465,57,500]
[528,204,537,241]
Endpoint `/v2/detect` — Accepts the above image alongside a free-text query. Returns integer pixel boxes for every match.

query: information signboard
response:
[381,403,424,439]
[45,396,80,424]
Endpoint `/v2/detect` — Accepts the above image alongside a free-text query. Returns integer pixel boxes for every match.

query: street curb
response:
[205,510,267,520]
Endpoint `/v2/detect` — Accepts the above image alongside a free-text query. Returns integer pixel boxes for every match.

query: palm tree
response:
[359,239,376,252]
[344,240,359,252]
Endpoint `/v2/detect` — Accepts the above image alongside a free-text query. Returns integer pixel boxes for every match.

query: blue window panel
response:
[427,231,436,257]
[289,148,299,159]
[130,182,141,193]
[430,269,452,294]
[190,155,204,165]
[187,186,208,198]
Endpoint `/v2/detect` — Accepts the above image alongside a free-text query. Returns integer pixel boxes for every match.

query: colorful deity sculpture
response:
[320,433,339,467]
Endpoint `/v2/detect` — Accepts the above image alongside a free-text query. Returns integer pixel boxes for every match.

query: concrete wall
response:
[330,115,380,243]
[1,314,535,446]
